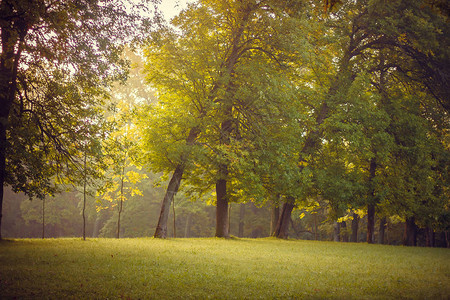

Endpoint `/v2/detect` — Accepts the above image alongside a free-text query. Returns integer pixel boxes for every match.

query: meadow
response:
[0,238,449,299]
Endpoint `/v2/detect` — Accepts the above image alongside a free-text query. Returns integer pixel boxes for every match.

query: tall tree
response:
[142,0,308,238]
[273,0,449,240]
[0,0,153,239]
[272,0,363,238]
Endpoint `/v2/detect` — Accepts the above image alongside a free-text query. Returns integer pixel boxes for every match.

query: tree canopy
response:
[0,0,154,238]
[1,0,448,246]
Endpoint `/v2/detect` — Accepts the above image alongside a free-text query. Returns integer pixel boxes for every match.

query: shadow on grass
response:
[0,238,18,244]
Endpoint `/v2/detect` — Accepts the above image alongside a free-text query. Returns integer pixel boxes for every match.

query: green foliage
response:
[139,0,317,209]
[0,0,154,199]
[95,51,153,237]
[2,0,448,242]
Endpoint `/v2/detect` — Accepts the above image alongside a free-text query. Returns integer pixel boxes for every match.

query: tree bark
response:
[42,198,45,239]
[238,203,245,237]
[270,204,279,236]
[378,216,387,244]
[314,212,318,240]
[340,221,348,242]
[82,151,87,241]
[228,203,231,234]
[215,174,229,238]
[425,227,435,247]
[0,125,6,240]
[367,158,377,244]
[351,213,359,242]
[367,203,375,244]
[154,164,185,238]
[273,201,295,239]
[172,197,176,238]
[403,217,417,246]
[215,111,233,238]
[117,166,125,239]
[154,128,199,238]
[333,221,340,242]
[117,198,123,239]
[215,126,230,238]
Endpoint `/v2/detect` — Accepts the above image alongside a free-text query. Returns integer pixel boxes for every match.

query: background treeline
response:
[3,184,448,247]
[0,0,448,247]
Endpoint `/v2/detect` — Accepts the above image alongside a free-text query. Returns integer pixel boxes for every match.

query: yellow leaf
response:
[299,161,308,167]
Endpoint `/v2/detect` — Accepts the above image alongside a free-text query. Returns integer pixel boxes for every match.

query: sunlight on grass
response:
[0,238,449,299]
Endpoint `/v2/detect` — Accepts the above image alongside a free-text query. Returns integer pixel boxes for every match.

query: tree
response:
[77,132,105,241]
[0,0,153,239]
[272,0,363,238]
[273,0,449,241]
[345,0,449,244]
[377,89,449,246]
[99,95,148,239]
[141,0,310,238]
[361,0,449,245]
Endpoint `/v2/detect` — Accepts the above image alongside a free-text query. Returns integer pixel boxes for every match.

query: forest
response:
[0,0,448,247]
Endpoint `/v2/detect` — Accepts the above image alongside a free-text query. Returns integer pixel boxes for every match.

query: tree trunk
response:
[367,158,377,244]
[0,68,12,241]
[42,198,45,239]
[313,213,318,240]
[154,164,184,238]
[228,203,231,234]
[154,128,199,238]
[333,221,340,242]
[351,213,359,242]
[425,227,435,247]
[270,203,279,236]
[215,173,229,238]
[82,151,87,241]
[238,203,245,237]
[340,221,348,242]
[117,197,123,239]
[215,111,233,238]
[378,216,387,244]
[172,197,176,238]
[403,217,417,246]
[0,19,27,240]
[0,125,5,240]
[273,201,295,239]
[367,203,375,244]
[117,167,125,239]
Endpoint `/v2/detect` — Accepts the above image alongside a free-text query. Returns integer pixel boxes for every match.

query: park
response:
[0,0,448,298]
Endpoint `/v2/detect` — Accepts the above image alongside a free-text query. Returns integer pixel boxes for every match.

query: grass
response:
[0,238,449,299]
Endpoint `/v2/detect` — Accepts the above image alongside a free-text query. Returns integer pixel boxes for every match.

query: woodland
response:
[0,0,449,247]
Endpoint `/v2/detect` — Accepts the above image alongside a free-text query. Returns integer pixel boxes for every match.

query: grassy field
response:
[0,238,449,299]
